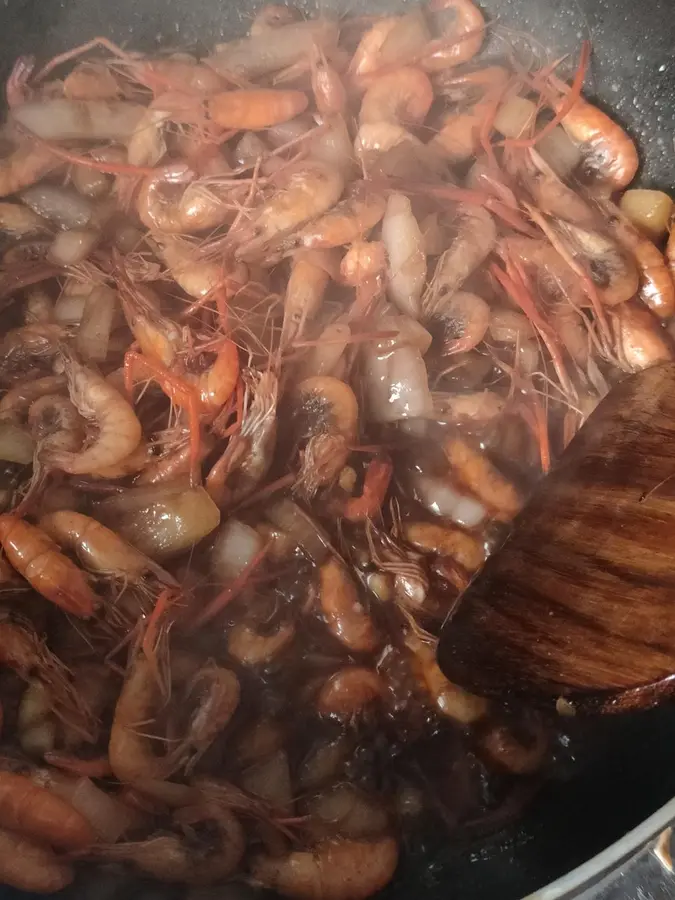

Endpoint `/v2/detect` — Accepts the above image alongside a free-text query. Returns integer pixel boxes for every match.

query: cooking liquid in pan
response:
[0,0,672,897]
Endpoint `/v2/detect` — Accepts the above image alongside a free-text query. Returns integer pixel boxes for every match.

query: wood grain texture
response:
[437,362,675,713]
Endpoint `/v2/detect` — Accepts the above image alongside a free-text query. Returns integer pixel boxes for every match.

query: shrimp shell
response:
[50,351,142,475]
[251,836,399,900]
[0,828,73,892]
[209,89,308,130]
[0,770,95,850]
[0,516,99,617]
[318,557,379,653]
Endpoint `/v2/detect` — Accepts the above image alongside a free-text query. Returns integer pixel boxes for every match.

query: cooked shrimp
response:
[108,651,174,787]
[206,369,277,508]
[364,521,430,613]
[235,161,345,260]
[607,211,675,319]
[311,44,347,117]
[158,235,235,299]
[19,394,84,513]
[227,620,295,666]
[209,89,308,130]
[547,220,639,307]
[251,836,399,900]
[343,456,393,522]
[170,662,240,771]
[423,0,485,71]
[405,633,488,723]
[340,241,387,289]
[189,339,239,413]
[0,515,99,617]
[136,163,233,234]
[293,376,359,496]
[63,61,121,100]
[0,827,73,893]
[501,235,587,308]
[91,808,245,883]
[0,375,66,423]
[612,301,673,372]
[0,615,96,739]
[318,557,379,653]
[280,250,336,348]
[402,520,484,572]
[116,272,183,368]
[443,436,522,522]
[0,324,66,384]
[48,350,142,475]
[667,227,675,285]
[430,68,508,163]
[127,106,169,167]
[39,510,174,584]
[423,205,496,315]
[0,144,60,198]
[317,667,384,718]
[552,81,639,189]
[299,186,386,250]
[510,148,595,225]
[348,17,400,84]
[382,192,426,319]
[0,769,95,849]
[359,67,433,126]
[428,290,490,354]
[478,718,548,775]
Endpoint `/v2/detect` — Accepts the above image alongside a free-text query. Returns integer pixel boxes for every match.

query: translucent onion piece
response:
[20,184,94,230]
[266,499,331,563]
[12,99,145,141]
[75,284,117,362]
[48,228,101,266]
[211,519,265,582]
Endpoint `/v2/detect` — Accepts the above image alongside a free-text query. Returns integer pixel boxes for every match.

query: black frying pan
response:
[0,0,673,897]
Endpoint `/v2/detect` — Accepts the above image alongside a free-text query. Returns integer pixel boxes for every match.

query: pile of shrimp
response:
[0,1,671,897]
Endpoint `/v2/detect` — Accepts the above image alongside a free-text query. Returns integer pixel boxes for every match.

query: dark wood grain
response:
[437,362,675,713]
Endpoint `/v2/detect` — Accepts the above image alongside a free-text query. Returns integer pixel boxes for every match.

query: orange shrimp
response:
[293,376,359,497]
[311,44,347,117]
[343,457,393,522]
[0,143,60,198]
[433,64,511,161]
[548,75,638,189]
[359,66,433,126]
[317,667,385,718]
[299,186,386,250]
[0,515,99,617]
[209,89,308,130]
[205,369,278,508]
[0,770,95,850]
[608,211,675,320]
[251,836,399,900]
[423,0,485,72]
[318,557,379,653]
[124,351,202,487]
[136,162,234,234]
[190,338,240,413]
[0,828,73,893]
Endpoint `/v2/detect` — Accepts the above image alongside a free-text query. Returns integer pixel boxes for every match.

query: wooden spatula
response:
[437,362,675,714]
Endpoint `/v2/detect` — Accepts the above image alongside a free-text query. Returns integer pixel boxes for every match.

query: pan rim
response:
[526,793,675,900]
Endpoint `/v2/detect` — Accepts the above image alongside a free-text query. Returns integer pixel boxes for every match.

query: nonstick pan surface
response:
[0,0,673,896]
